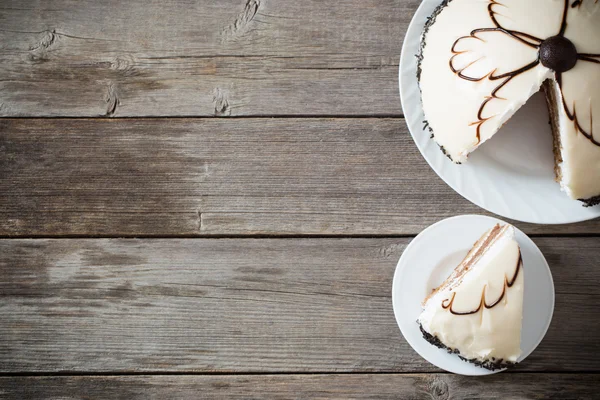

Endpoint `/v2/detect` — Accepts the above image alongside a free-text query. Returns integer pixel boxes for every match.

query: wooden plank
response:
[0,238,598,373]
[0,0,415,117]
[2,118,600,236]
[1,374,598,399]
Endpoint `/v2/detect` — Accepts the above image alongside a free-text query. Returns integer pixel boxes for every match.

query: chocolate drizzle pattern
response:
[572,0,599,9]
[441,251,522,316]
[449,0,600,146]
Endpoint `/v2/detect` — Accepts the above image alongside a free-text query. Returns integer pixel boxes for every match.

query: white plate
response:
[399,0,600,224]
[392,215,555,375]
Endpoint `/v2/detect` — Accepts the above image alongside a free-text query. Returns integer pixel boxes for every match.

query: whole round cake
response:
[418,0,600,206]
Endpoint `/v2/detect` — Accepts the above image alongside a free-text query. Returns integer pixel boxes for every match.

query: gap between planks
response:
[0,371,599,377]
[0,115,405,120]
[0,233,599,239]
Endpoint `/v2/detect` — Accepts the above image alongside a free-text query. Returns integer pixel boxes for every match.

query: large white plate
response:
[392,215,555,375]
[399,0,600,224]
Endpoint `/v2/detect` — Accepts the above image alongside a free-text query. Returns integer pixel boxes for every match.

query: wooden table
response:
[1,1,599,398]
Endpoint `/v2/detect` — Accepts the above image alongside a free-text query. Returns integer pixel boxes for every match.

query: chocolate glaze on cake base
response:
[580,195,600,207]
[418,323,517,371]
[416,0,452,82]
[417,0,458,164]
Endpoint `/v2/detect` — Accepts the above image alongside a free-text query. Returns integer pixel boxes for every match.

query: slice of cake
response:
[418,0,600,205]
[418,224,524,370]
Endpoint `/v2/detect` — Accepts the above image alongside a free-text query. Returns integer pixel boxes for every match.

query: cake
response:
[417,224,524,370]
[418,0,600,206]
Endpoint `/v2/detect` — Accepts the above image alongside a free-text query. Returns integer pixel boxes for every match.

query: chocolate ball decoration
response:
[540,35,578,73]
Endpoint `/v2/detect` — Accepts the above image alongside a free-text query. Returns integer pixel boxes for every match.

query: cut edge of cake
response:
[421,223,507,306]
[543,80,600,207]
[418,224,523,371]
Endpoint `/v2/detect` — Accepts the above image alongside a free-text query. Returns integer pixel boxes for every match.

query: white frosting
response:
[418,225,523,363]
[556,2,600,200]
[420,0,600,200]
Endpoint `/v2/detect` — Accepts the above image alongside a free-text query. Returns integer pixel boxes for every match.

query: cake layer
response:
[418,225,524,368]
[422,224,503,306]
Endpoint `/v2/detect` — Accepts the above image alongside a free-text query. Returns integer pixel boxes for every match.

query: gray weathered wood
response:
[2,118,600,236]
[2,2,597,395]
[0,0,416,117]
[1,374,599,399]
[1,238,598,373]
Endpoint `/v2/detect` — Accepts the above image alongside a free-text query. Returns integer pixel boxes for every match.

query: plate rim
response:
[398,0,600,225]
[391,214,555,375]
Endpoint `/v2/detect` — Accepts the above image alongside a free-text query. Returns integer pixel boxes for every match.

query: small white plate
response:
[392,215,555,375]
[399,0,600,224]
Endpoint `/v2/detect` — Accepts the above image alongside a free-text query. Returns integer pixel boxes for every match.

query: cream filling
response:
[418,227,523,362]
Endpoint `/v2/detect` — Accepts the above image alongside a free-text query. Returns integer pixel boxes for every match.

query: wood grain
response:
[2,118,600,236]
[0,0,416,117]
[1,238,598,373]
[1,374,599,399]
[1,2,597,396]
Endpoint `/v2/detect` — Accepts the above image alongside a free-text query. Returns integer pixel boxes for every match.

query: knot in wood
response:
[428,377,449,400]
